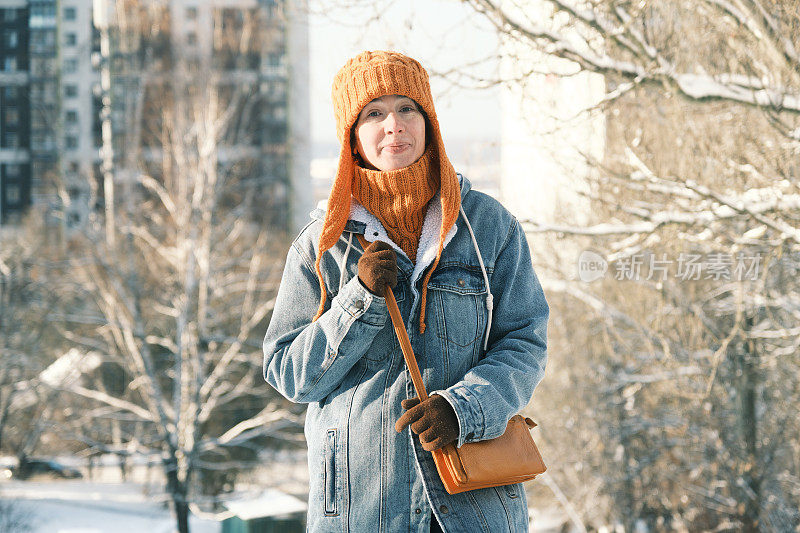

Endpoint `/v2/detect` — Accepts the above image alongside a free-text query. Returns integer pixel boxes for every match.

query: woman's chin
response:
[375,154,419,172]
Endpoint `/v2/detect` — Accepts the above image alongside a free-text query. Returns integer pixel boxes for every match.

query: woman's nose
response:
[383,112,404,134]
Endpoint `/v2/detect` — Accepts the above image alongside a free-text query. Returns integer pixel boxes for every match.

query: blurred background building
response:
[498,0,604,229]
[0,0,310,232]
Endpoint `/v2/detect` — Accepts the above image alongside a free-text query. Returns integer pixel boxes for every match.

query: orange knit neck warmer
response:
[314,50,461,335]
[352,143,439,264]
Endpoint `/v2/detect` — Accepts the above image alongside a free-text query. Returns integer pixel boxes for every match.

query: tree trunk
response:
[174,494,190,533]
[165,456,190,533]
[0,381,11,450]
[738,315,761,532]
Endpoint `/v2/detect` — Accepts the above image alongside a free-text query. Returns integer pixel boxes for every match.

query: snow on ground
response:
[1,480,220,533]
[0,452,569,532]
[0,479,569,533]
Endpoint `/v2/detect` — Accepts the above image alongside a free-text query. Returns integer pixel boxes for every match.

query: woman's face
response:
[354,95,426,172]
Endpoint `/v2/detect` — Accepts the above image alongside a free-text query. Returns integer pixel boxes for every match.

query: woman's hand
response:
[357,240,398,296]
[395,395,459,451]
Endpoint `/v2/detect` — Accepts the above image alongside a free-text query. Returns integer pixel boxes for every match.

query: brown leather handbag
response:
[356,235,546,494]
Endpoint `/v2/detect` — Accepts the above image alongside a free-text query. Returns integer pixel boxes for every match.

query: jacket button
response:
[457,279,465,287]
[354,299,364,310]
[439,505,448,514]
[415,508,421,514]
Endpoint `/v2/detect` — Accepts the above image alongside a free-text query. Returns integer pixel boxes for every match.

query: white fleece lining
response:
[317,197,458,314]
[340,193,456,310]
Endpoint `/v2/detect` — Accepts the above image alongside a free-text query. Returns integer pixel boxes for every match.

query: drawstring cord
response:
[339,232,354,292]
[459,205,493,352]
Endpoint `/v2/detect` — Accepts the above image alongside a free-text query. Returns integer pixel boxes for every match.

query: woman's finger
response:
[401,397,420,409]
[419,427,438,445]
[395,406,423,433]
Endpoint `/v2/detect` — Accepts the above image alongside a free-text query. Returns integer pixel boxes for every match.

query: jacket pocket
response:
[324,428,338,516]
[427,266,487,350]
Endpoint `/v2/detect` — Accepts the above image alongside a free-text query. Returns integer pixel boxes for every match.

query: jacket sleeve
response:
[263,238,388,403]
[432,217,549,448]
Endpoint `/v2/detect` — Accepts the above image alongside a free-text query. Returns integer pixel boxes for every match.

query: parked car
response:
[13,458,82,480]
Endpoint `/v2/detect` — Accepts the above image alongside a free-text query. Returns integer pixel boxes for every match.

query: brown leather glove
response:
[357,240,398,296]
[395,394,459,452]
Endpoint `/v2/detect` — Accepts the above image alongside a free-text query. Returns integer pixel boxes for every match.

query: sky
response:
[307,0,502,147]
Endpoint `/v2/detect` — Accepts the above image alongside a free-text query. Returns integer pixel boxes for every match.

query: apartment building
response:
[0,1,31,225]
[0,0,309,232]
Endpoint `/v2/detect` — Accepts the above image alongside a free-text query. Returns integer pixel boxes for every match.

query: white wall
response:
[499,0,605,273]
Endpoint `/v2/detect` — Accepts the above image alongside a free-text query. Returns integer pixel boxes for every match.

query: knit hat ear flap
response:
[312,134,354,321]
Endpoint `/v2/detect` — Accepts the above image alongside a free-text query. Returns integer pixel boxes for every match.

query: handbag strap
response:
[356,234,430,402]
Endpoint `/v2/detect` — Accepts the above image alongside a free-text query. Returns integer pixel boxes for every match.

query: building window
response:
[68,161,79,173]
[186,7,198,20]
[6,164,20,178]
[30,31,45,47]
[4,107,18,126]
[3,57,16,72]
[65,84,78,97]
[65,110,78,123]
[4,31,17,48]
[64,7,77,20]
[31,4,56,21]
[186,32,197,45]
[64,58,79,73]
[65,136,78,149]
[30,30,56,49]
[32,57,57,76]
[65,33,77,46]
[3,10,16,22]
[2,86,16,101]
[3,132,18,148]
[5,183,20,204]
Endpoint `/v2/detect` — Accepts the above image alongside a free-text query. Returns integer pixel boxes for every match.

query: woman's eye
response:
[366,110,381,118]
[400,105,416,113]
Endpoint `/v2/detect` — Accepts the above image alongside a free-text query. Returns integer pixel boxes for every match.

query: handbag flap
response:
[453,415,546,484]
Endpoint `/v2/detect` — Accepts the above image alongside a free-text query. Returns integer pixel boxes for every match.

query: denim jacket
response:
[263,174,549,532]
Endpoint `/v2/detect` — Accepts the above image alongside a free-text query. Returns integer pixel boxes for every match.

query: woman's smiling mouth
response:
[382,143,411,154]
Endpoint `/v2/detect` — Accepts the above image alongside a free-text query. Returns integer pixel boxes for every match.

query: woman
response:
[263,51,549,533]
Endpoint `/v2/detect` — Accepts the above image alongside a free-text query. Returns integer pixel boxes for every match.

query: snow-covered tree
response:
[52,3,303,532]
[459,1,800,530]
[0,212,69,469]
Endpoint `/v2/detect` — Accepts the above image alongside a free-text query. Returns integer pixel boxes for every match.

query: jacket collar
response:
[310,173,472,290]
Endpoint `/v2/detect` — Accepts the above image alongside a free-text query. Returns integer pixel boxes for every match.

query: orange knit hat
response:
[313,50,461,334]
